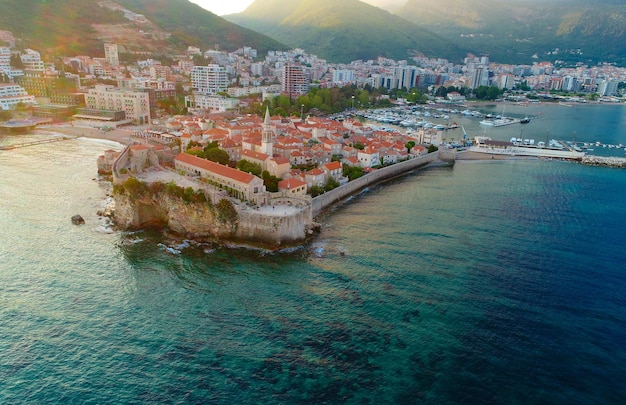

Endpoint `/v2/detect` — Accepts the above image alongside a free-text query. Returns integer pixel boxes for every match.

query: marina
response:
[350,103,626,165]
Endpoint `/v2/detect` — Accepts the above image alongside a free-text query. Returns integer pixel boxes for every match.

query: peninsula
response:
[99,108,447,248]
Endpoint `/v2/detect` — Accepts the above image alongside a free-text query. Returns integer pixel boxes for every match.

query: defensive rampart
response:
[312,151,442,217]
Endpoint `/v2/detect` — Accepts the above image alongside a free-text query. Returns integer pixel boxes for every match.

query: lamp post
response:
[351,95,355,110]
[300,104,304,123]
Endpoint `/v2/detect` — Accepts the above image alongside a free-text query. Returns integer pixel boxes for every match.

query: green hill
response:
[397,0,626,65]
[0,0,127,56]
[0,0,286,59]
[116,0,286,54]
[226,0,466,63]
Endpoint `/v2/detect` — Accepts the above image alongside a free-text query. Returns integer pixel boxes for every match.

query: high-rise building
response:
[104,43,119,66]
[598,79,619,96]
[563,76,579,92]
[281,64,309,98]
[394,66,418,90]
[468,67,489,89]
[190,64,230,94]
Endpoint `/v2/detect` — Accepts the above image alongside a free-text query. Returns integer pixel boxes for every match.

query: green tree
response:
[216,199,238,224]
[428,144,439,153]
[405,141,416,153]
[309,185,323,197]
[486,86,502,100]
[324,178,339,192]
[205,148,230,165]
[262,170,280,192]
[114,177,148,200]
[343,165,364,181]
[236,159,262,176]
[187,148,204,157]
[474,86,503,100]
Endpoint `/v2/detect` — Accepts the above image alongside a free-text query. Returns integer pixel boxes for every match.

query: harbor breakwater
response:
[581,155,626,168]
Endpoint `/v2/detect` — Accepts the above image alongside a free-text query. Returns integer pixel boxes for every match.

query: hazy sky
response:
[189,0,405,16]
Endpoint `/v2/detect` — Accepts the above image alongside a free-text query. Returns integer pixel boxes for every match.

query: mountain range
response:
[0,0,625,66]
[225,0,464,63]
[228,0,626,65]
[395,0,626,65]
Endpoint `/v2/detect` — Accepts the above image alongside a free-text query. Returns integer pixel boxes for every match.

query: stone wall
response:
[312,151,440,217]
[236,208,313,246]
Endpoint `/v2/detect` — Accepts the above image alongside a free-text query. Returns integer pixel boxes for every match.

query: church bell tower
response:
[261,107,273,156]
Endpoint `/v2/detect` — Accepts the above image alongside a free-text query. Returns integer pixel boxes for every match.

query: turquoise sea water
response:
[1,104,626,403]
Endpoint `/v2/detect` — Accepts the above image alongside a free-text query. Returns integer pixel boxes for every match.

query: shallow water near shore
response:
[2,104,626,403]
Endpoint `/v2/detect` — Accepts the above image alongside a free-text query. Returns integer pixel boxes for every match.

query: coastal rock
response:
[112,191,312,248]
[71,214,85,225]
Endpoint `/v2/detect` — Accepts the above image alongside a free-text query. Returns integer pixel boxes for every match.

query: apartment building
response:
[84,85,151,124]
[282,64,309,97]
[0,83,36,110]
[191,64,229,94]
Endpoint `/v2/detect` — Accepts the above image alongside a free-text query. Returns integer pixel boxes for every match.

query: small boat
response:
[520,116,531,124]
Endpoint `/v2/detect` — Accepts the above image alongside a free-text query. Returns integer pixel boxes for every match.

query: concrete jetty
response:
[0,136,72,150]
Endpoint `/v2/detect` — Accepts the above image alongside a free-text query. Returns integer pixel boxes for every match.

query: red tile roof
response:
[324,161,342,171]
[130,144,151,151]
[175,153,256,184]
[242,149,270,161]
[306,168,325,176]
[278,178,307,190]
[271,157,291,165]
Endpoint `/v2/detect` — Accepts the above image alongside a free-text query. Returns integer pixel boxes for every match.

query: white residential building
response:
[20,49,44,71]
[0,47,11,77]
[332,69,355,84]
[191,64,229,94]
[185,94,239,112]
[0,83,36,110]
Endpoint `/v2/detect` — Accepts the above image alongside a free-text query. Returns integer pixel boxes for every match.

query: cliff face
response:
[113,191,313,248]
